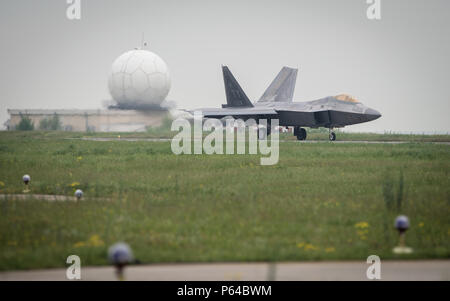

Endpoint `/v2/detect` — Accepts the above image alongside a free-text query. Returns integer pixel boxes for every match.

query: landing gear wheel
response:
[296,128,307,141]
[329,131,336,141]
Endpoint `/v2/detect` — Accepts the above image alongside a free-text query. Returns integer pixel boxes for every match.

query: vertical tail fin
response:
[222,66,253,108]
[258,67,298,103]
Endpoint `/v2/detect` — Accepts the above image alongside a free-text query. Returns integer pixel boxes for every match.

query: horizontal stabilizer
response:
[259,67,298,103]
[222,66,254,108]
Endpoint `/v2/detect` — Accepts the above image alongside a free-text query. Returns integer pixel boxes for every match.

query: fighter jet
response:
[196,66,381,141]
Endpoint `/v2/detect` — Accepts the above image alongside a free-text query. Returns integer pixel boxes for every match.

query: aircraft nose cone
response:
[365,108,382,121]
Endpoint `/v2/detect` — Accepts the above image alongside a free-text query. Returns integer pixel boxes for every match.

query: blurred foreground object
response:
[22,175,30,193]
[393,215,413,254]
[108,242,134,281]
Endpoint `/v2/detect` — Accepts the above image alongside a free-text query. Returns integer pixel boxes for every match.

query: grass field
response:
[0,131,449,271]
[3,128,450,142]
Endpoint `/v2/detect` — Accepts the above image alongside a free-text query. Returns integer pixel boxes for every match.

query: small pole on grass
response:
[393,215,413,254]
[108,242,134,281]
[22,175,31,193]
[75,189,83,200]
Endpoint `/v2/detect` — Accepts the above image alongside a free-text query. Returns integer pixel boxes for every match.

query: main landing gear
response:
[294,126,307,141]
[293,127,336,141]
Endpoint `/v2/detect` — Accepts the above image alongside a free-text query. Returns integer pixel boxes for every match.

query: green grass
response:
[0,131,449,271]
[286,130,450,142]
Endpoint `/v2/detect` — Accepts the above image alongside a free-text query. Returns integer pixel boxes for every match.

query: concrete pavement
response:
[77,137,450,145]
[1,260,449,281]
[0,194,110,202]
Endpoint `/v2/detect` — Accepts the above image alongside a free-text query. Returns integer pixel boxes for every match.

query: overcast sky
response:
[0,0,449,133]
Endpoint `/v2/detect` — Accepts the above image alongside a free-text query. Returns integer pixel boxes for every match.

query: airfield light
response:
[22,175,31,193]
[108,242,134,281]
[75,189,83,200]
[393,215,413,254]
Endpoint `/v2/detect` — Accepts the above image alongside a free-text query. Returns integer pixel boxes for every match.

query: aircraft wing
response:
[193,107,278,119]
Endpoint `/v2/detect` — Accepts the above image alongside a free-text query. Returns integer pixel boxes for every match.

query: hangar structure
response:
[5,48,173,133]
[6,109,169,132]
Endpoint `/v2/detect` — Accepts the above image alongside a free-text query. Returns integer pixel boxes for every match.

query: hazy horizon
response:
[0,0,449,133]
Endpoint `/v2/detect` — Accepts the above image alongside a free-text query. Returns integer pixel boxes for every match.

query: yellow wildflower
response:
[357,230,368,236]
[73,241,86,248]
[297,242,318,251]
[73,235,104,248]
[297,242,305,249]
[355,222,369,229]
[325,247,336,253]
[88,235,104,247]
[304,243,318,251]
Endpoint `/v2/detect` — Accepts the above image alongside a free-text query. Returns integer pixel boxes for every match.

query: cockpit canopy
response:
[335,94,360,103]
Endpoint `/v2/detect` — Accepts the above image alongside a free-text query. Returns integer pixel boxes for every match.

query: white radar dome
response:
[108,50,171,108]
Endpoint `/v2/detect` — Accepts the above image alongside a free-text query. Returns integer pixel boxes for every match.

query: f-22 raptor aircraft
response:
[196,66,381,141]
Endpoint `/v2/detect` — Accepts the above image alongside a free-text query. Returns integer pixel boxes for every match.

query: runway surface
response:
[1,260,449,281]
[76,137,450,145]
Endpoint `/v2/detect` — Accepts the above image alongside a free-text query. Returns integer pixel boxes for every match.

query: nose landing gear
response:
[294,127,307,141]
[329,129,336,141]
